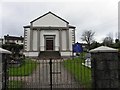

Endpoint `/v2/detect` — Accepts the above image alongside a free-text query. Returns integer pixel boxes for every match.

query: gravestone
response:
[82,58,91,68]
[82,52,91,68]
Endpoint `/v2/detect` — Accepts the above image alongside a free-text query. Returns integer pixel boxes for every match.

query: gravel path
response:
[9,59,81,88]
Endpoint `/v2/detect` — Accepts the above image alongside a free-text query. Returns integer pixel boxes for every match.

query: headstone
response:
[82,53,91,68]
[82,58,91,68]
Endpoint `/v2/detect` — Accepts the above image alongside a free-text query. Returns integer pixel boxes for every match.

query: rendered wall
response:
[24,51,72,57]
[32,13,67,27]
[61,30,67,51]
[23,52,39,57]
[32,30,37,51]
[40,30,59,51]
[24,28,30,51]
[60,51,72,56]
[69,28,75,51]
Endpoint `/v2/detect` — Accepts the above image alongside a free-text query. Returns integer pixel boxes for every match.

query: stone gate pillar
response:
[90,46,119,88]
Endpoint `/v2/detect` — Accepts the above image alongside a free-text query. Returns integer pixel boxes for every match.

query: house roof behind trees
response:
[4,35,24,40]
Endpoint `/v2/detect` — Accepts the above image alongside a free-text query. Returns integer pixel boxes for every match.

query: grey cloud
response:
[1,1,118,42]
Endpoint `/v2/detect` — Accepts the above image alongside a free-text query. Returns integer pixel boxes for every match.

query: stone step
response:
[38,51,61,59]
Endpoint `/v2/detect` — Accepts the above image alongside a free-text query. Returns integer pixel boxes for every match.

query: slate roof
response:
[4,35,24,40]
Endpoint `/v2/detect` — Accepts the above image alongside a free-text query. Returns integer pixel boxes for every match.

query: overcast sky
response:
[0,0,119,43]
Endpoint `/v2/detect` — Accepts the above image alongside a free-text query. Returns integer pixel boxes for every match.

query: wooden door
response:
[46,39,53,50]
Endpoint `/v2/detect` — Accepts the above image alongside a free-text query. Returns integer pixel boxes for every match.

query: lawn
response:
[9,58,38,76]
[63,57,91,88]
[8,80,23,89]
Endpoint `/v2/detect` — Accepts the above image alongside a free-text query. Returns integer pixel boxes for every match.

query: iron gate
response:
[6,55,91,89]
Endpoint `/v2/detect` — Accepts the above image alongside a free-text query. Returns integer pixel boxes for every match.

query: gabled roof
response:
[30,11,69,24]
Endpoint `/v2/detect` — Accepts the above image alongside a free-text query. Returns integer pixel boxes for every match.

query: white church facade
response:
[23,12,76,57]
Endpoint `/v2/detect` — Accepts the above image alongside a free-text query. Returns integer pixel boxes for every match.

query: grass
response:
[63,57,91,88]
[9,58,38,76]
[8,80,23,89]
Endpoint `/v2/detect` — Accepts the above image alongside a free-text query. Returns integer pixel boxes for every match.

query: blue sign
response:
[73,42,83,53]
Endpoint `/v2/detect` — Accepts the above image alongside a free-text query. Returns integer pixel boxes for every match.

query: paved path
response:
[9,59,81,88]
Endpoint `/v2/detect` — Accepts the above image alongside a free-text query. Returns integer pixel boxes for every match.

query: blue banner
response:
[73,43,83,53]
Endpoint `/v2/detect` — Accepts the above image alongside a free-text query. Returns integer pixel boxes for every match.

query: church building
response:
[23,12,76,57]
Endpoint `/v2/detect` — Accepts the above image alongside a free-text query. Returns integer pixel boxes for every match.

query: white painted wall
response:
[24,28,30,51]
[69,28,75,51]
[5,39,23,45]
[32,13,67,27]
[24,28,75,57]
[23,52,39,57]
[61,51,72,56]
[16,40,23,45]
[24,12,76,57]
[2,39,5,44]
[32,30,37,51]
[7,40,13,43]
[0,39,3,46]
[40,30,59,51]
[61,30,67,51]
[24,51,72,57]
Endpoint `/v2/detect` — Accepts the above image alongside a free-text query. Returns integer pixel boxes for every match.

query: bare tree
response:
[103,37,113,46]
[103,32,113,46]
[81,30,95,50]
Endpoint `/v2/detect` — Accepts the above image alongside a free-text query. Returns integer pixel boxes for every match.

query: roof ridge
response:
[30,11,69,24]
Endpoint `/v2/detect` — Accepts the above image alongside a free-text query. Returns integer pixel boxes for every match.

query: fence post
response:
[49,58,52,90]
[118,52,120,88]
[90,46,119,88]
